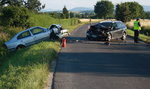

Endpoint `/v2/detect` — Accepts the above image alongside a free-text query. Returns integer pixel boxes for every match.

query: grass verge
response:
[0,41,60,89]
[0,13,84,89]
[127,29,150,43]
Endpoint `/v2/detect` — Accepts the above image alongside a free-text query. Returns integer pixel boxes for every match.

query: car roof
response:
[17,26,46,35]
[100,21,123,23]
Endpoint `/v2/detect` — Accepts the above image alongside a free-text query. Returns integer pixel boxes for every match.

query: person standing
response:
[133,18,141,43]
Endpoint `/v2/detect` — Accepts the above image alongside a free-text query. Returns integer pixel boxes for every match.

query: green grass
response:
[127,29,150,43]
[29,13,80,28]
[0,41,60,89]
[0,13,83,89]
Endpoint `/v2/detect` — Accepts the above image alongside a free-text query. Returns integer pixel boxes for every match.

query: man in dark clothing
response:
[133,18,141,43]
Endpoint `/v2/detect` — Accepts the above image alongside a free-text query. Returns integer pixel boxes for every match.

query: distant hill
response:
[143,6,150,12]
[40,6,150,12]
[69,6,150,12]
[40,9,60,12]
[69,7,94,12]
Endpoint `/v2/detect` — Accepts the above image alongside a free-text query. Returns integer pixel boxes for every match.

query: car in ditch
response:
[86,21,127,41]
[4,25,69,50]
[4,26,51,50]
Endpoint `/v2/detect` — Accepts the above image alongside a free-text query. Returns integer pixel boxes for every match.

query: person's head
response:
[136,18,140,21]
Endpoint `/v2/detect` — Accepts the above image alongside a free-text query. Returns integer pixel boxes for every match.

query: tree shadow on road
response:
[56,52,150,77]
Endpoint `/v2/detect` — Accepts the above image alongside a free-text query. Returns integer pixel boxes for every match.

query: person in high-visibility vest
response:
[133,18,141,43]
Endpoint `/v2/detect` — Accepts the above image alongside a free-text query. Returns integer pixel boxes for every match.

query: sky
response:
[40,0,150,10]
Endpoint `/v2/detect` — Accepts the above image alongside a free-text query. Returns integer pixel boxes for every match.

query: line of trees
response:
[0,0,45,11]
[94,0,145,22]
[0,0,45,27]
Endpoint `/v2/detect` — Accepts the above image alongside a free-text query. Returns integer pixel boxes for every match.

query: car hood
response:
[61,29,68,33]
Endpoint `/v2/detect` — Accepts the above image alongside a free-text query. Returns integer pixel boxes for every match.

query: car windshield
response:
[100,22,113,27]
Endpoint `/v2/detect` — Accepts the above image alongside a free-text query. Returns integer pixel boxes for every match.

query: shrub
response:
[0,6,31,27]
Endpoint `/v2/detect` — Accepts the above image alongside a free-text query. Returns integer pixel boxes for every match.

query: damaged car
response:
[49,24,69,39]
[4,24,69,50]
[86,21,127,41]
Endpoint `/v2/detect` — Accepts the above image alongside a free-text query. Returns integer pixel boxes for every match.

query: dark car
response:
[86,21,127,41]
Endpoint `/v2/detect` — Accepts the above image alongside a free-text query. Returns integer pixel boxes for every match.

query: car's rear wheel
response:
[86,36,92,40]
[16,45,25,50]
[121,32,126,40]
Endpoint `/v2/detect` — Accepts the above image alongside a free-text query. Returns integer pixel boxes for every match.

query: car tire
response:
[16,45,25,50]
[121,32,126,40]
[86,36,92,40]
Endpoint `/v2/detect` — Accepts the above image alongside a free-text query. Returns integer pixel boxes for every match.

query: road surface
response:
[52,24,150,89]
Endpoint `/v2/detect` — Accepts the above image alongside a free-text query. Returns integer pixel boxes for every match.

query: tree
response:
[0,0,45,11]
[94,0,114,19]
[62,6,69,19]
[0,0,23,6]
[144,12,150,19]
[115,3,131,22]
[24,0,45,11]
[0,6,31,27]
[115,2,144,22]
[128,2,144,19]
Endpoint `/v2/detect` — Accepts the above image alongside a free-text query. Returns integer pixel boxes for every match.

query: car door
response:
[17,30,34,46]
[30,27,49,43]
[111,23,119,39]
[116,22,124,38]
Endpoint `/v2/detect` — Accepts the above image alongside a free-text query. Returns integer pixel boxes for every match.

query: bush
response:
[0,6,31,27]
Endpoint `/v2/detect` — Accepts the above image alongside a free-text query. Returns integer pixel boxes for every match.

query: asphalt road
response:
[52,24,150,89]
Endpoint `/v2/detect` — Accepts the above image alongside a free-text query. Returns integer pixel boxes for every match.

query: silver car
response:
[4,25,69,50]
[4,26,51,50]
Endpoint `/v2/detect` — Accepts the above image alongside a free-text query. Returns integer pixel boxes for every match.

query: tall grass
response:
[0,41,60,89]
[127,29,150,43]
[0,13,82,89]
[29,13,80,28]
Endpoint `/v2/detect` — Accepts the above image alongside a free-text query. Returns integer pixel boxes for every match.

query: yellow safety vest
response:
[134,21,141,30]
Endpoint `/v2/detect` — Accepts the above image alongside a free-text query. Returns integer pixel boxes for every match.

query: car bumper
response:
[86,33,106,40]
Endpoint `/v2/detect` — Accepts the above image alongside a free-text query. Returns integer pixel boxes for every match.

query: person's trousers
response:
[134,30,140,43]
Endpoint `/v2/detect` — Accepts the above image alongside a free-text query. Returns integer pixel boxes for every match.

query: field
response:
[126,19,150,43]
[126,19,150,36]
[0,13,82,89]
[80,19,115,23]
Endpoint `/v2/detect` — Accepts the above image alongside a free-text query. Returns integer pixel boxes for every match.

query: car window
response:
[116,22,122,29]
[116,22,126,29]
[31,28,44,35]
[101,22,112,27]
[50,25,57,29]
[17,31,31,39]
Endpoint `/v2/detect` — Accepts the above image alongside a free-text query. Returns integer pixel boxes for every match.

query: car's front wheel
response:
[16,45,25,50]
[121,32,126,40]
[106,33,112,41]
[86,36,92,40]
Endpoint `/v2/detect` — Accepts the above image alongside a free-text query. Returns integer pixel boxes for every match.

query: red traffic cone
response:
[62,38,67,48]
